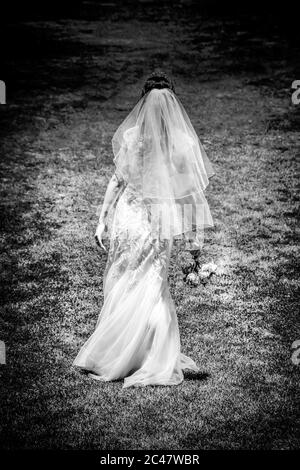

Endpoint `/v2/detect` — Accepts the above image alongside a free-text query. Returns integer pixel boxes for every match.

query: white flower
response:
[199,262,218,275]
[186,272,200,286]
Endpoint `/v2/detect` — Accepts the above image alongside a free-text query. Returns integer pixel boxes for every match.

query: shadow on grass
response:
[184,371,210,382]
[76,367,210,384]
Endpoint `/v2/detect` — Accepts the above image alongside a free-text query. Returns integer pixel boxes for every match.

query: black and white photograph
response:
[0,0,299,459]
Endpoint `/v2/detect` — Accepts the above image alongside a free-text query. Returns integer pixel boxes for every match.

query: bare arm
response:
[98,172,124,224]
[95,172,125,250]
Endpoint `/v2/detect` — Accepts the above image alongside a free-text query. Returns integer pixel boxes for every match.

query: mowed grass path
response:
[1,4,299,449]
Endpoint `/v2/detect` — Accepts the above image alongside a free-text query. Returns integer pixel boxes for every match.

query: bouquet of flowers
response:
[178,250,217,287]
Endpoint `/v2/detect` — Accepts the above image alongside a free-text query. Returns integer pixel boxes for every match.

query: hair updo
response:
[141,70,176,98]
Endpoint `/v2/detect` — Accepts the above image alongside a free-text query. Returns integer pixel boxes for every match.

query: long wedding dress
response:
[73,89,215,388]
[73,177,199,389]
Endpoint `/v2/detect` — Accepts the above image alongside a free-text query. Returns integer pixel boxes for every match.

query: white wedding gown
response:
[73,180,200,388]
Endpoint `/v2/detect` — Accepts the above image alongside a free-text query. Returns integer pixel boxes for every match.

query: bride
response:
[73,71,215,388]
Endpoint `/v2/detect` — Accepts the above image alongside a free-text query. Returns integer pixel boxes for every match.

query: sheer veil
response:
[112,87,215,246]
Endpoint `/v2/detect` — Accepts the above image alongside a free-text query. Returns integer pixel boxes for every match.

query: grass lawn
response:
[0,2,299,449]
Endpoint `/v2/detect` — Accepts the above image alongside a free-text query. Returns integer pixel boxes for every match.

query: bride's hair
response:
[141,70,176,98]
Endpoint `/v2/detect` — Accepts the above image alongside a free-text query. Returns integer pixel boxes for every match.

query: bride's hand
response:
[95,222,107,251]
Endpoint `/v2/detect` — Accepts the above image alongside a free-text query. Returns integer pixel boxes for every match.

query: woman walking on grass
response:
[73,71,215,388]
